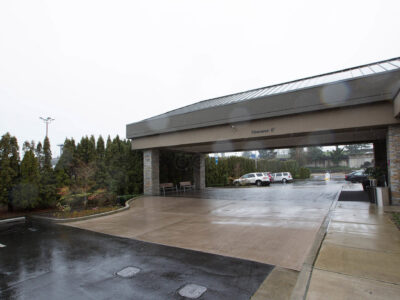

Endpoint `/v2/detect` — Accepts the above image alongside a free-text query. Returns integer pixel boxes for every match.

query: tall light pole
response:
[39,117,55,137]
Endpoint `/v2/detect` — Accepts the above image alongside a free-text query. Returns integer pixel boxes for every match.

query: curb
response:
[290,187,341,300]
[29,195,143,224]
[0,216,26,224]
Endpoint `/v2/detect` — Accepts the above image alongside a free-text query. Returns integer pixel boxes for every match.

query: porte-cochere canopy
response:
[127,57,400,153]
[126,57,400,202]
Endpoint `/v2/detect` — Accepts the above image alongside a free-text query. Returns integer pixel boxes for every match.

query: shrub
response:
[11,183,39,210]
[88,191,117,207]
[60,193,91,208]
[298,167,311,179]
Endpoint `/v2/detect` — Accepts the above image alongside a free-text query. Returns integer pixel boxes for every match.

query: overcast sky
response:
[1,0,399,157]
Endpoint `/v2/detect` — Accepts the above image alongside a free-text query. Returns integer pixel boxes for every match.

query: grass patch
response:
[52,206,122,219]
[390,212,400,230]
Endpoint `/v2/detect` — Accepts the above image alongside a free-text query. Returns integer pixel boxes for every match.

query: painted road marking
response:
[0,243,6,248]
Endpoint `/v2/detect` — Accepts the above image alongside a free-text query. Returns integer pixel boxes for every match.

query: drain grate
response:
[178,284,207,299]
[116,266,141,278]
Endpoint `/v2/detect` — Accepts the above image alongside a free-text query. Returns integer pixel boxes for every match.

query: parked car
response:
[271,172,293,183]
[262,172,273,182]
[233,172,270,186]
[345,170,370,190]
[345,170,368,183]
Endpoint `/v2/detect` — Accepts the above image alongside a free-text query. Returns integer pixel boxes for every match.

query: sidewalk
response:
[306,197,400,299]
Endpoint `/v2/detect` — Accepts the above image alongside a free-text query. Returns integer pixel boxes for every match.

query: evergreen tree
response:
[36,142,44,170]
[12,144,40,210]
[23,140,36,152]
[76,136,96,164]
[9,135,20,183]
[105,135,113,167]
[55,138,77,186]
[96,135,105,160]
[107,136,128,195]
[43,137,52,170]
[20,144,39,183]
[94,135,108,189]
[0,133,20,211]
[39,137,57,208]
[90,135,96,153]
[126,146,143,194]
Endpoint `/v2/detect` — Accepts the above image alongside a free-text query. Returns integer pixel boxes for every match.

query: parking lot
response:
[68,181,343,271]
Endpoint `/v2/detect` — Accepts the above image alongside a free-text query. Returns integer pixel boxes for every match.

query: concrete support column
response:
[373,140,387,183]
[387,125,400,205]
[193,153,205,190]
[143,149,160,196]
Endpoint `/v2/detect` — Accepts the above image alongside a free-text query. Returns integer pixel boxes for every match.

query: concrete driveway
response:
[67,181,342,271]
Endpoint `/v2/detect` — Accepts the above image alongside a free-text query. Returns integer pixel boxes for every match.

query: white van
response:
[233,172,271,186]
[272,172,293,183]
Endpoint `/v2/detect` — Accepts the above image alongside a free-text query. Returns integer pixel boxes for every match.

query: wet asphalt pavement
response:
[67,180,345,271]
[0,221,273,300]
[170,180,345,203]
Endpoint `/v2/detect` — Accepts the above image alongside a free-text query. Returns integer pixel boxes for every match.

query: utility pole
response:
[39,117,55,137]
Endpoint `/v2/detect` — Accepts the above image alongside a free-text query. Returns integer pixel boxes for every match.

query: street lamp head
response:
[40,117,55,122]
[39,116,55,137]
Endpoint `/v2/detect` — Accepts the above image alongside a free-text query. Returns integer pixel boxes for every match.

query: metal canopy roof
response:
[127,57,400,139]
[146,57,400,120]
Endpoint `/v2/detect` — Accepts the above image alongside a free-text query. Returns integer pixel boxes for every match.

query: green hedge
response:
[297,167,311,179]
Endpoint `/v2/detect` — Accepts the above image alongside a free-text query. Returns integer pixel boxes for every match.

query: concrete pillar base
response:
[193,153,205,190]
[143,149,160,196]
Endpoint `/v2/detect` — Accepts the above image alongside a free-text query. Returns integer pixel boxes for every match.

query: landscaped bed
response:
[49,206,123,219]
[1,193,138,221]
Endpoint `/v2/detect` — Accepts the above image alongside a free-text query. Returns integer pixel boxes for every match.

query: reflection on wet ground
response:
[0,222,272,300]
[68,181,344,271]
[169,180,345,201]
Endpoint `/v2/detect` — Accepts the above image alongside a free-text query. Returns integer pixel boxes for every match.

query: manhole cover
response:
[178,284,207,299]
[0,243,6,248]
[116,266,141,278]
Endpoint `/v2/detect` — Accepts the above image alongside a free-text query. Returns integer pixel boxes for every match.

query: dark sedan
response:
[345,170,368,183]
[345,170,371,190]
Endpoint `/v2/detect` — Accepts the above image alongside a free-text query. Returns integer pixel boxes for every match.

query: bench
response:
[160,183,178,196]
[179,181,195,192]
